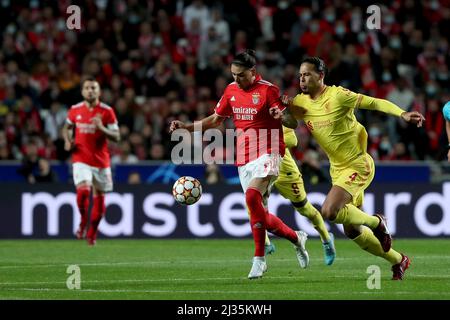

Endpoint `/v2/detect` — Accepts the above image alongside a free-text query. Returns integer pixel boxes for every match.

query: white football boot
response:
[294,231,310,268]
[247,256,267,279]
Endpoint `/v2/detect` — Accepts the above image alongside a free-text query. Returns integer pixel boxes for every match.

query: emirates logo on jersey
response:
[252,92,260,104]
[76,115,82,120]
[232,106,258,120]
[76,123,97,134]
[306,120,314,131]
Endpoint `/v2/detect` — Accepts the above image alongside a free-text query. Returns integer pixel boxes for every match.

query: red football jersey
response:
[215,75,285,166]
[66,101,118,168]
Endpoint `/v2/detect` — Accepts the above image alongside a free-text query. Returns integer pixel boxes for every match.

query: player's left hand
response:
[91,115,104,129]
[447,149,450,163]
[401,111,425,127]
[269,107,282,119]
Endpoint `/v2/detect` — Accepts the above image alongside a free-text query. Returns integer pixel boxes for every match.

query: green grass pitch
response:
[0,238,449,300]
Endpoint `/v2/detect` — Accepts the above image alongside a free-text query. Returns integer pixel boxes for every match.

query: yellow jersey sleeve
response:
[283,126,298,148]
[358,95,405,117]
[335,86,405,117]
[335,86,363,109]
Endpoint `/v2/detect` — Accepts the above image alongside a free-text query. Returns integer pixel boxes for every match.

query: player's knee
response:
[76,186,91,205]
[343,224,361,239]
[321,203,339,221]
[77,181,91,189]
[245,188,261,209]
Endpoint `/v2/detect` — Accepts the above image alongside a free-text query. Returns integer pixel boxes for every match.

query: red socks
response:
[246,188,266,257]
[76,186,91,228]
[246,188,299,256]
[266,212,298,244]
[86,194,105,240]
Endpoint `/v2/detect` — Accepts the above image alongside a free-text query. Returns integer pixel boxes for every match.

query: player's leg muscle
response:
[322,185,352,220]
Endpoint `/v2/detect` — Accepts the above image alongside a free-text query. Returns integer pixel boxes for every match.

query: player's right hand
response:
[447,149,450,163]
[64,140,73,151]
[269,106,283,119]
[281,95,293,106]
[169,120,185,133]
[400,111,425,127]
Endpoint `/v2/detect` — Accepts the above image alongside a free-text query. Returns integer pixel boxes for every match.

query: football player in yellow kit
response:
[283,57,425,280]
[262,126,336,265]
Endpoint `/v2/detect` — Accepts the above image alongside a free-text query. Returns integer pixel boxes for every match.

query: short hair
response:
[81,76,99,88]
[301,56,327,74]
[231,49,257,69]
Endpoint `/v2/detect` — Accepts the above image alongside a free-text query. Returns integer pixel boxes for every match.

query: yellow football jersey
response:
[278,126,300,179]
[291,85,404,168]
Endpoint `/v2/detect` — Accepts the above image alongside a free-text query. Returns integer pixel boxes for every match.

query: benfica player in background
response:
[170,50,309,279]
[63,77,120,246]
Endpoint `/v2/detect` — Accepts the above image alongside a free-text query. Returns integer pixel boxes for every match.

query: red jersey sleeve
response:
[66,107,75,124]
[267,86,285,112]
[105,107,118,124]
[214,89,232,117]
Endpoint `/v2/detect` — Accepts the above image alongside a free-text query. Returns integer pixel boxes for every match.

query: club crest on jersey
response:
[306,120,314,131]
[252,92,260,105]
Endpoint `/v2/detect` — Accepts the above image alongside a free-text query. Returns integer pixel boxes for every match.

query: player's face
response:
[82,81,101,103]
[231,64,256,90]
[298,63,322,94]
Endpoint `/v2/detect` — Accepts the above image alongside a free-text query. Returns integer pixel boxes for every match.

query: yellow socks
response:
[352,226,402,265]
[296,201,330,242]
[332,204,380,229]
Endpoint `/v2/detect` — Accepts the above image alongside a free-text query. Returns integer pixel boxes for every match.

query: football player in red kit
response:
[170,50,308,279]
[63,77,120,246]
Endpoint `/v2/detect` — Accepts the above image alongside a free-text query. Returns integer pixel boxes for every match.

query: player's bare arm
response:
[169,113,225,133]
[91,115,121,142]
[62,122,74,151]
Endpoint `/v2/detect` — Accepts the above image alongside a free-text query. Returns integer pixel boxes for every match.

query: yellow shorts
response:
[330,153,375,208]
[273,149,307,203]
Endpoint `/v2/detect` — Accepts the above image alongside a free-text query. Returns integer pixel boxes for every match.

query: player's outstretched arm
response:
[358,95,425,127]
[169,113,225,133]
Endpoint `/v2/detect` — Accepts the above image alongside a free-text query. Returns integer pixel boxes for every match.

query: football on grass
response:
[172,176,202,205]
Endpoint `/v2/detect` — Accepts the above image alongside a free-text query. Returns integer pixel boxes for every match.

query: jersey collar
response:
[84,100,100,110]
[311,85,328,100]
[245,74,262,91]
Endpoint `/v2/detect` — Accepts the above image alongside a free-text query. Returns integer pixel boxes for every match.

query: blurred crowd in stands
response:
[1,0,449,183]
